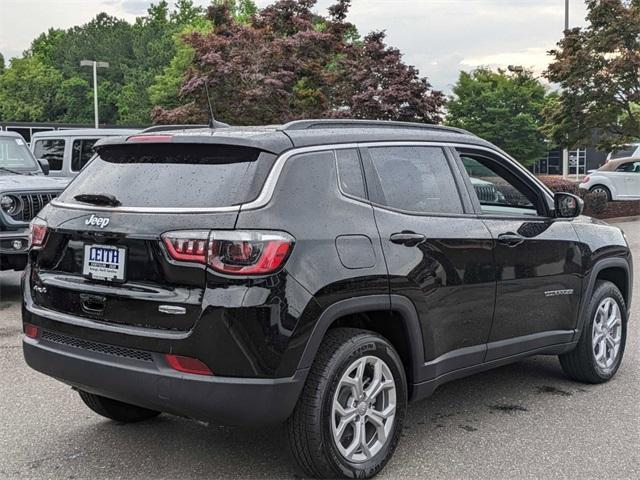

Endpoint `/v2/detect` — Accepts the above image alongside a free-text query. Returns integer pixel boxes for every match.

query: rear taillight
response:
[161,230,294,276]
[162,230,210,263]
[28,218,48,248]
[164,354,213,375]
[582,175,591,183]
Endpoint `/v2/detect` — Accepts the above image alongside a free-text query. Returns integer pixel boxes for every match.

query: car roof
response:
[94,120,495,155]
[599,157,640,171]
[0,130,25,139]
[31,128,141,139]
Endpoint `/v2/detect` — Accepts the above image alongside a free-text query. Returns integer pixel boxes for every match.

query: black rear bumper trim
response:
[23,337,307,426]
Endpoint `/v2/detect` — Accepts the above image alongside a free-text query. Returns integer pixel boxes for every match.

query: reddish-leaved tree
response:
[152,0,444,125]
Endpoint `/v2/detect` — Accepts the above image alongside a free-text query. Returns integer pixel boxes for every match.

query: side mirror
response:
[37,158,50,175]
[554,192,583,218]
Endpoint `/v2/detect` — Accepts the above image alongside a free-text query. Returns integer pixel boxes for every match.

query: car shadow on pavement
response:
[19,354,595,479]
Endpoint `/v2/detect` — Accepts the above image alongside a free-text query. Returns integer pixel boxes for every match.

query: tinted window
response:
[336,149,366,199]
[59,144,275,208]
[33,139,65,171]
[461,155,539,216]
[367,146,462,214]
[616,161,640,173]
[71,139,98,171]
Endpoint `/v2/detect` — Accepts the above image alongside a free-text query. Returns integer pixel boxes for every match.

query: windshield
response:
[0,136,39,172]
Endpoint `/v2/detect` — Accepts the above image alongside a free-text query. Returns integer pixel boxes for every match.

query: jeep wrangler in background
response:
[22,120,632,478]
[0,131,68,271]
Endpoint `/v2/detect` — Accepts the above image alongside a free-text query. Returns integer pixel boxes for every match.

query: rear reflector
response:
[24,323,39,339]
[164,354,214,376]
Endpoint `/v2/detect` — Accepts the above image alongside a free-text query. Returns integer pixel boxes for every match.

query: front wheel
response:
[559,280,627,383]
[589,185,611,201]
[287,328,407,479]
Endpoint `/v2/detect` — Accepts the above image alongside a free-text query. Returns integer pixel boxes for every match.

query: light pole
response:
[562,0,570,178]
[80,60,109,128]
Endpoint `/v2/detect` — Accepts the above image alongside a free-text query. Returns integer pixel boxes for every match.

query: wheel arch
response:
[297,295,424,392]
[575,258,632,339]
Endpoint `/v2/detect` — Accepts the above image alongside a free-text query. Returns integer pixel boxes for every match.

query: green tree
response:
[0,56,64,121]
[118,1,207,123]
[544,0,640,150]
[446,68,549,166]
[148,20,211,111]
[56,77,93,123]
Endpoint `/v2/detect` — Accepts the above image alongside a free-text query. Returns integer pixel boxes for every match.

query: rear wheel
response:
[589,185,611,201]
[559,281,626,383]
[287,328,407,479]
[78,390,160,423]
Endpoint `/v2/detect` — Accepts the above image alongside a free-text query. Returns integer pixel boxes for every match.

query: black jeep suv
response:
[23,120,633,478]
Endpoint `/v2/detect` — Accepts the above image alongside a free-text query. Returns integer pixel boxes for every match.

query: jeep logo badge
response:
[85,214,110,229]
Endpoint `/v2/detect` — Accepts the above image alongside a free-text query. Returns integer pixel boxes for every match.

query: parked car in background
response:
[30,129,140,178]
[0,131,68,270]
[607,143,640,162]
[579,157,640,201]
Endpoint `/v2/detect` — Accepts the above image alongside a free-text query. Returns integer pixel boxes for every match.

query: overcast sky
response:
[0,0,589,93]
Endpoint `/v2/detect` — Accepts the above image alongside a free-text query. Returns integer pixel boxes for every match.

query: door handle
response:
[390,231,426,246]
[497,232,525,247]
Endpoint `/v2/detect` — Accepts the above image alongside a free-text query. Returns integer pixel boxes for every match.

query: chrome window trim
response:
[48,200,240,214]
[50,141,552,214]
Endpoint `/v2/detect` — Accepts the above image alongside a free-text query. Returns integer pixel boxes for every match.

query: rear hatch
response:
[30,142,277,331]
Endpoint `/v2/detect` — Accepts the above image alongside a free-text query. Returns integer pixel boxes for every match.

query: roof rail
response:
[141,122,229,133]
[280,119,473,135]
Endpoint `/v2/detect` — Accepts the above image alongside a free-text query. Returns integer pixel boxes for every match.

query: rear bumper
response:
[23,332,307,426]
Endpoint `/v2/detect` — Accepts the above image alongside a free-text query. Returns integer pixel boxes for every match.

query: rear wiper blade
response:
[74,193,121,207]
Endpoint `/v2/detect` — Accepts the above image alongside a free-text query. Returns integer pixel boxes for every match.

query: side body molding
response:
[297,295,425,382]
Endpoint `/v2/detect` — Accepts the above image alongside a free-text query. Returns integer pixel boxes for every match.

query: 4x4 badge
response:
[85,214,110,228]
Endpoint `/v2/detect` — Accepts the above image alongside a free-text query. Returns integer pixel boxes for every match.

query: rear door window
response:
[59,144,275,208]
[71,139,99,171]
[33,139,65,171]
[365,146,463,214]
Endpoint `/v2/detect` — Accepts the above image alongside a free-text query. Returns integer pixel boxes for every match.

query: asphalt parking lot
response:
[0,219,638,479]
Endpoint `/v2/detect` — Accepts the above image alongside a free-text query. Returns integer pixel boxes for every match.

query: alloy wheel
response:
[331,356,397,463]
[592,297,622,372]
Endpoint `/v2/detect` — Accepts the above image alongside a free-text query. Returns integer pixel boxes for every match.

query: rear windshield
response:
[59,144,276,208]
[609,147,637,160]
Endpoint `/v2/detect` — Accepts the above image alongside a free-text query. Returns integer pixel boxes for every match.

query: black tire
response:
[78,390,161,423]
[589,185,611,201]
[559,280,627,383]
[287,328,407,479]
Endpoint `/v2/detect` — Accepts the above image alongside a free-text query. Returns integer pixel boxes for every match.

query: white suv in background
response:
[30,129,139,178]
[579,157,640,201]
